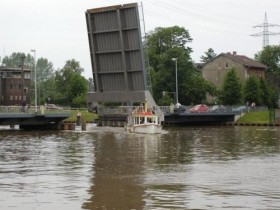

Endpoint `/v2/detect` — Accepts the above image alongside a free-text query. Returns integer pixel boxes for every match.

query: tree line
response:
[1,26,280,108]
[219,68,277,107]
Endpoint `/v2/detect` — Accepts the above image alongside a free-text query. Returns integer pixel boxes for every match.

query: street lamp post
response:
[20,55,26,104]
[172,58,178,105]
[31,49,37,114]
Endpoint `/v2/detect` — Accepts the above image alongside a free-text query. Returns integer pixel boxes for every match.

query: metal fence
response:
[97,105,269,115]
[0,106,71,114]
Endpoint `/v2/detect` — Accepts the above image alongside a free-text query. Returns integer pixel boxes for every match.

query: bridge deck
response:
[0,112,71,126]
[0,106,71,129]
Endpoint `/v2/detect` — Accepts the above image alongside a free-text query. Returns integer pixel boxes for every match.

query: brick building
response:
[201,52,266,89]
[0,66,31,106]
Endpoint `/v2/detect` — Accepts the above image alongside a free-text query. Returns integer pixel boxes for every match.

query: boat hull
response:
[126,124,162,134]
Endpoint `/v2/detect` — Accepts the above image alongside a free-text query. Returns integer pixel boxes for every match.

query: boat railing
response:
[97,105,160,116]
[131,105,145,115]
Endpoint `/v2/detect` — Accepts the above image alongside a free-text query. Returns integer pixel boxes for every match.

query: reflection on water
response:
[0,129,95,210]
[1,125,280,209]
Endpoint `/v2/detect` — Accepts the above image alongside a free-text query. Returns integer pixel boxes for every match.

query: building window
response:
[218,62,221,69]
[25,72,31,79]
[7,72,12,77]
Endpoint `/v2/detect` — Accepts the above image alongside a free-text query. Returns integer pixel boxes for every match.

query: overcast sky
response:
[1,0,280,78]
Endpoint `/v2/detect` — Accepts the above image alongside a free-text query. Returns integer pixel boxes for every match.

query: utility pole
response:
[251,12,280,48]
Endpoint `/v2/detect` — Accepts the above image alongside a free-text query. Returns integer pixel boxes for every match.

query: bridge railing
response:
[0,106,23,113]
[0,106,71,114]
[97,106,134,115]
[96,105,269,115]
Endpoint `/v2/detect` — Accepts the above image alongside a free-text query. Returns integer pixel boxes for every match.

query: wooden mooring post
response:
[60,123,76,130]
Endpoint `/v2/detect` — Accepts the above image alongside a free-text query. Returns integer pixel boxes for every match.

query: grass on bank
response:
[237,111,270,124]
[63,110,98,123]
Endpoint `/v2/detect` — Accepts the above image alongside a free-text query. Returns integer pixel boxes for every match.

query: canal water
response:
[0,125,280,210]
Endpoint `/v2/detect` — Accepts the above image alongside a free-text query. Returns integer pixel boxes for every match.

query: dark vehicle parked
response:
[174,105,187,113]
[209,105,226,113]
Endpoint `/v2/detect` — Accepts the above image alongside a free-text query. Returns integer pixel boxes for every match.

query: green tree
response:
[183,75,217,105]
[42,75,58,104]
[145,26,193,59]
[200,48,217,63]
[35,58,54,82]
[54,59,88,106]
[157,93,174,106]
[2,52,33,68]
[255,45,280,73]
[68,76,88,102]
[219,68,243,105]
[145,26,205,105]
[243,76,261,105]
[255,45,280,106]
[88,77,95,91]
[31,57,54,105]
[259,77,271,106]
[269,85,280,108]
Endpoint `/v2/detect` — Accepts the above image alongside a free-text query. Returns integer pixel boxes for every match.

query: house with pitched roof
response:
[201,51,266,103]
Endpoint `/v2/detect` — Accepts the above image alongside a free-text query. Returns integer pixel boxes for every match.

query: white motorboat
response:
[126,100,162,134]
